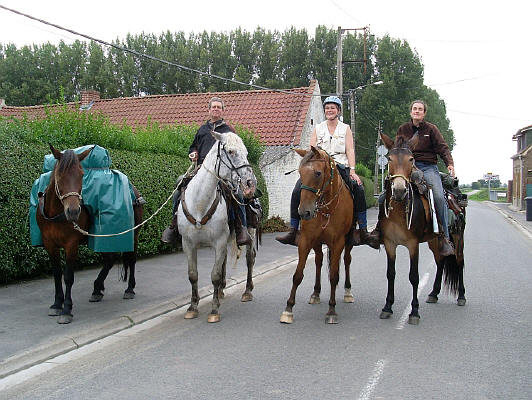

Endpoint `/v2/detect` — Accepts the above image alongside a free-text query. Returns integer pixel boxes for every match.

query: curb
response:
[0,254,299,380]
[486,202,532,241]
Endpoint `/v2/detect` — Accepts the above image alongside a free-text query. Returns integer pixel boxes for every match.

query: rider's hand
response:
[189,151,198,162]
[448,165,455,177]
[350,170,361,185]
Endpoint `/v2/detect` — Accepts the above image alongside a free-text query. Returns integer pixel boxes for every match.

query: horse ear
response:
[78,146,94,161]
[212,130,225,142]
[294,148,307,158]
[408,133,419,151]
[380,133,394,150]
[310,146,321,157]
[49,144,62,160]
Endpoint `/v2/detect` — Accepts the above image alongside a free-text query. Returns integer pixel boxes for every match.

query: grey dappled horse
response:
[177,130,257,322]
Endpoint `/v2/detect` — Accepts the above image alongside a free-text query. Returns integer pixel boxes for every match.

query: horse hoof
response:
[380,311,393,319]
[408,315,420,325]
[57,314,73,324]
[48,307,62,316]
[426,295,438,303]
[457,298,466,306]
[241,292,253,302]
[184,310,199,319]
[344,294,355,303]
[89,294,103,302]
[207,313,221,323]
[123,292,135,300]
[308,295,320,304]
[280,311,294,324]
[325,314,338,324]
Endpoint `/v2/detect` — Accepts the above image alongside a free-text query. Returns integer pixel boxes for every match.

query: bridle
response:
[300,150,341,224]
[383,148,415,229]
[39,168,83,222]
[214,141,253,191]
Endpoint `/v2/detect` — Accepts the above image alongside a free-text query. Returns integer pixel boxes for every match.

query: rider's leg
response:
[161,176,184,244]
[275,179,301,246]
[234,192,252,246]
[416,162,453,256]
[352,182,380,249]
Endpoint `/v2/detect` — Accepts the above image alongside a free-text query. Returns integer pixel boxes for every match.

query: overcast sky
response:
[1,0,530,184]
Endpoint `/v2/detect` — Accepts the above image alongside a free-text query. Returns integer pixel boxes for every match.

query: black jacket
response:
[188,119,235,165]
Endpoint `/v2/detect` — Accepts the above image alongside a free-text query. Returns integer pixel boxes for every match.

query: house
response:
[511,124,532,210]
[0,81,325,220]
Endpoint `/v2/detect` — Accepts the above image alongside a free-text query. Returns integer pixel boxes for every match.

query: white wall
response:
[260,82,325,222]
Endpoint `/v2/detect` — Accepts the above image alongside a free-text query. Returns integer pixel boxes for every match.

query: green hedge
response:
[0,111,267,284]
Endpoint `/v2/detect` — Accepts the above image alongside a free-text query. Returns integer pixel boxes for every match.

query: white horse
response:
[177,129,258,323]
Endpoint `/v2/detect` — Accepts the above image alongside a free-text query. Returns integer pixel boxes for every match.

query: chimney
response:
[0,99,5,109]
[80,90,100,108]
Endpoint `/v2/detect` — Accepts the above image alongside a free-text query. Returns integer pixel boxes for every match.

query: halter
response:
[54,170,83,203]
[384,151,414,229]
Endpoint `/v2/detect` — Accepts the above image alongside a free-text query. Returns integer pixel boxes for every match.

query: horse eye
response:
[409,157,414,163]
[315,171,321,178]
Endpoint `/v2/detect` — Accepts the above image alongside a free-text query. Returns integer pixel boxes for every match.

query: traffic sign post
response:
[378,155,388,192]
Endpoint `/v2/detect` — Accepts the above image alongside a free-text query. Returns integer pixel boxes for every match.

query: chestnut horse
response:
[378,133,462,325]
[280,146,355,324]
[36,145,143,324]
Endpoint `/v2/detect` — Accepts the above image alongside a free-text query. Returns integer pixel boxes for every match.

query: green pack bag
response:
[29,145,137,252]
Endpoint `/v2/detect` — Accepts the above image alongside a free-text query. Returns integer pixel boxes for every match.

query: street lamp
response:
[349,80,383,139]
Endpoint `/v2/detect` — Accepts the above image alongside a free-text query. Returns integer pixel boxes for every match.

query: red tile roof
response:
[0,81,316,146]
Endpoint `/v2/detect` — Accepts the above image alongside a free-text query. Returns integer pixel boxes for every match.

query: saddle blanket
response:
[29,145,137,252]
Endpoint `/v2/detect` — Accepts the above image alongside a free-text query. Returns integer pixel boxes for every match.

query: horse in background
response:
[280,146,355,324]
[377,133,462,325]
[36,145,144,324]
[177,129,257,323]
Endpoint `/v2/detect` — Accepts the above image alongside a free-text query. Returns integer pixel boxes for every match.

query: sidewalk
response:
[0,207,379,379]
[486,201,532,239]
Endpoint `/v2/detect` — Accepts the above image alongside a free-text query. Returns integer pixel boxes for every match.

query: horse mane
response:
[56,149,79,174]
[299,148,324,167]
[224,131,247,154]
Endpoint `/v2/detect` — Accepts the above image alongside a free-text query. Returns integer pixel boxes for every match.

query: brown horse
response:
[36,145,143,324]
[280,146,355,324]
[378,133,461,325]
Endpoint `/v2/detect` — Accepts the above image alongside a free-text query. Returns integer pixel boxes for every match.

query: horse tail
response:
[442,255,460,295]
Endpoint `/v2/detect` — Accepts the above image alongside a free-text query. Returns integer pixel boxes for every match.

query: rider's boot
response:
[275,227,299,246]
[235,223,252,246]
[438,235,454,257]
[161,213,180,246]
[359,227,381,249]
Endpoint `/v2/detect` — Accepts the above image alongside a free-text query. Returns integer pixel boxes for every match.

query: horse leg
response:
[309,245,323,304]
[184,245,200,319]
[407,244,420,325]
[208,244,228,323]
[280,245,312,324]
[58,244,78,324]
[325,242,343,324]
[455,234,466,306]
[241,238,256,302]
[380,242,396,319]
[122,251,137,300]
[343,244,354,303]
[219,255,227,300]
[427,238,442,303]
[48,248,63,316]
[90,253,115,302]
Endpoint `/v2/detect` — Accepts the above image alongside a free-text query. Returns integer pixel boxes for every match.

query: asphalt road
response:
[2,201,531,400]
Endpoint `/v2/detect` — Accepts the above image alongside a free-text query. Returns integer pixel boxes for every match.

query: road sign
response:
[378,155,388,167]
[484,173,499,181]
[377,145,388,156]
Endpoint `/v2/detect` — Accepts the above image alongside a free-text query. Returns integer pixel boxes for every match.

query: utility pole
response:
[374,121,381,195]
[349,89,355,137]
[336,26,344,96]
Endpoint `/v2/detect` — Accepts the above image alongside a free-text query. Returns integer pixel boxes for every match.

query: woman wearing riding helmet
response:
[275,95,379,249]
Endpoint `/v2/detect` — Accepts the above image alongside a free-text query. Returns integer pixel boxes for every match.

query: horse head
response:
[210,130,257,199]
[50,144,92,222]
[295,146,333,220]
[381,132,418,202]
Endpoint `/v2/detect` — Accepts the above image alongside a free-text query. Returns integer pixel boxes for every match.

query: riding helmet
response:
[323,95,342,109]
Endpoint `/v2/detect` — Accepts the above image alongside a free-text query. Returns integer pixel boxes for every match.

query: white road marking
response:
[395,272,430,330]
[358,359,387,400]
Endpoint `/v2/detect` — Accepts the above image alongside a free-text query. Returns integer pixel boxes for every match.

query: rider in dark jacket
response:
[161,97,252,246]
